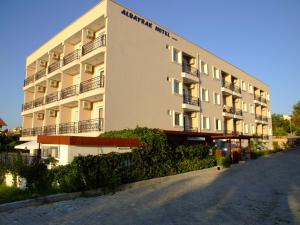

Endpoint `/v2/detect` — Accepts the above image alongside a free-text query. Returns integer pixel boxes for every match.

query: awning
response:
[15,141,39,150]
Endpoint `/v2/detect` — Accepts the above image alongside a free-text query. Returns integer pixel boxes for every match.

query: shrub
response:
[177,157,216,173]
[216,156,231,168]
[273,141,281,150]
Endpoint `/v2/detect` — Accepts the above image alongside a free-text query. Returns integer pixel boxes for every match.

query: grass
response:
[252,149,282,159]
[0,183,61,204]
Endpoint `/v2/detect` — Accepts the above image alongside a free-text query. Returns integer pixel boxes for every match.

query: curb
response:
[0,188,104,213]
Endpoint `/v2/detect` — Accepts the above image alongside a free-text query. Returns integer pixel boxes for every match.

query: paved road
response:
[1,149,300,225]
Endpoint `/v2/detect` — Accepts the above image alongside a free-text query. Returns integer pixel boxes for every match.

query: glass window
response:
[213,66,220,79]
[174,112,180,126]
[201,61,208,74]
[173,48,180,63]
[173,79,180,94]
[213,92,221,105]
[215,119,222,131]
[201,88,209,102]
[202,116,210,130]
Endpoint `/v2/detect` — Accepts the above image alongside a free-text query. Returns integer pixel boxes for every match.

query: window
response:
[250,104,254,114]
[202,116,210,130]
[212,66,220,79]
[243,102,248,112]
[173,79,181,94]
[248,84,253,94]
[174,112,180,126]
[42,146,59,159]
[213,92,221,105]
[252,124,256,134]
[215,118,222,131]
[201,88,209,102]
[244,124,249,134]
[172,48,180,63]
[241,80,247,91]
[201,61,208,74]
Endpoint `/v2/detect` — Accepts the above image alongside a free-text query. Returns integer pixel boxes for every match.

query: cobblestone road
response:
[1,149,300,225]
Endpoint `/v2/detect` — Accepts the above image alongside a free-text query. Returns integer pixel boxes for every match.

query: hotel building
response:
[21,0,273,157]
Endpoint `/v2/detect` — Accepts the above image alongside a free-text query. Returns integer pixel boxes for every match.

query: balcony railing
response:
[222,80,232,90]
[59,122,77,134]
[35,69,46,81]
[183,94,200,106]
[33,97,44,108]
[222,80,241,94]
[21,119,104,136]
[82,34,106,56]
[224,130,242,136]
[60,85,78,99]
[24,75,35,87]
[62,49,80,66]
[22,101,34,111]
[254,95,267,104]
[262,134,269,140]
[223,106,243,116]
[45,92,59,104]
[43,125,57,135]
[233,85,241,94]
[32,127,43,136]
[48,61,60,74]
[262,116,268,122]
[255,114,263,121]
[78,118,103,133]
[184,126,198,132]
[182,64,199,77]
[80,75,104,94]
[21,128,33,136]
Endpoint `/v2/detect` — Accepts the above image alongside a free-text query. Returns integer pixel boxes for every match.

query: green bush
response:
[273,141,281,150]
[252,149,282,159]
[177,157,216,173]
[216,156,231,168]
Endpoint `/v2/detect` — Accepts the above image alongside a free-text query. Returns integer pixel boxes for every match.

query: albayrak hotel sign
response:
[121,9,171,38]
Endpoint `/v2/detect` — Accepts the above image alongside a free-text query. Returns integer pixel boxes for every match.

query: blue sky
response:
[0,0,299,128]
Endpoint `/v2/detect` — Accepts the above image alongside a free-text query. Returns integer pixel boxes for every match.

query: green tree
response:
[292,101,300,135]
[272,114,290,136]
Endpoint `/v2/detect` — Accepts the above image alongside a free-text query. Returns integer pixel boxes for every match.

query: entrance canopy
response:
[15,141,39,150]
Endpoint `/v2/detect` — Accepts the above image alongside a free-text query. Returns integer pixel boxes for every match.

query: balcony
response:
[183,94,200,106]
[59,122,77,134]
[45,92,59,104]
[24,75,35,87]
[262,116,268,122]
[43,125,57,135]
[62,49,80,66]
[255,114,262,121]
[263,134,269,140]
[33,97,44,108]
[48,61,60,74]
[80,76,104,94]
[184,126,198,132]
[32,127,43,136]
[182,64,199,77]
[222,81,241,95]
[224,130,242,136]
[22,101,34,111]
[254,95,267,104]
[82,34,106,56]
[60,85,78,100]
[78,118,103,133]
[21,118,104,137]
[223,106,243,118]
[35,69,46,81]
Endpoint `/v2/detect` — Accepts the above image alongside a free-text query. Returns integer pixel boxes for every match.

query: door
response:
[184,114,190,131]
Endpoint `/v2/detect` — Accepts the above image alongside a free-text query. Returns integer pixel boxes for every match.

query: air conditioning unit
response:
[50,52,60,61]
[49,110,57,117]
[37,86,45,93]
[83,101,92,110]
[86,29,94,39]
[39,60,47,67]
[49,80,58,88]
[191,112,197,118]
[84,64,94,74]
[37,113,44,120]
